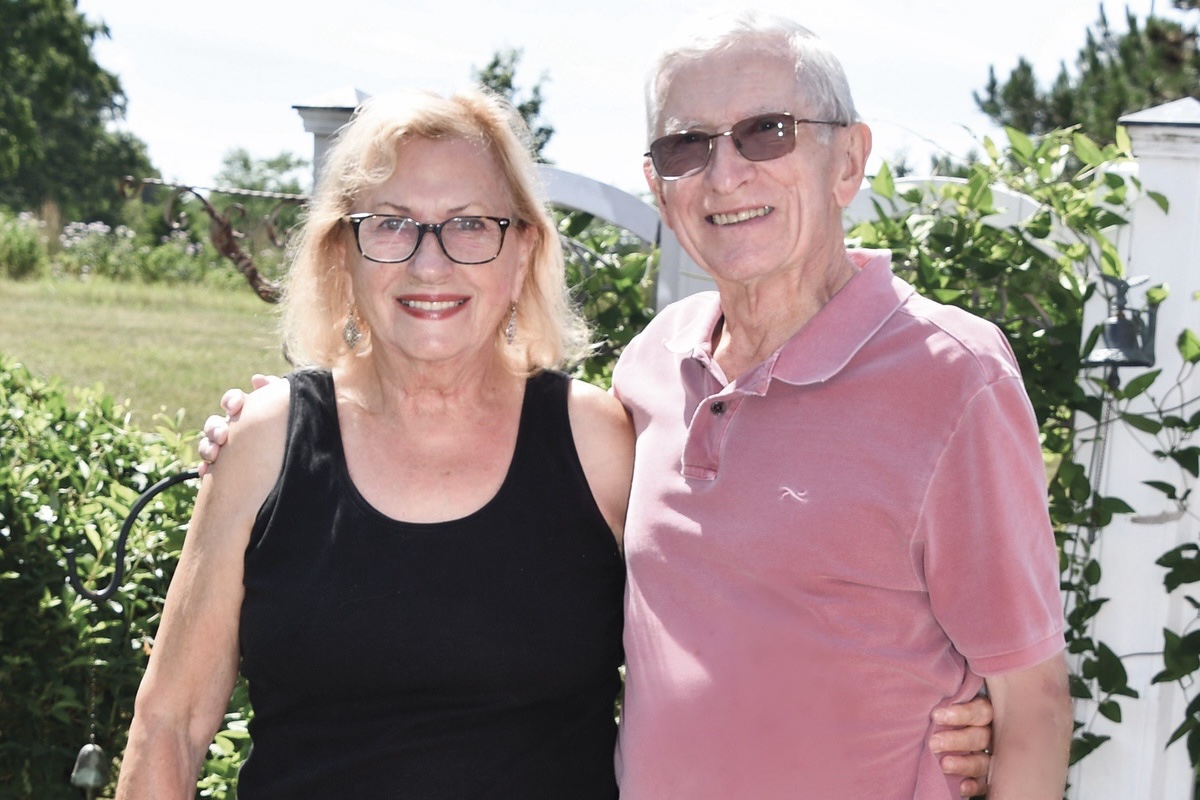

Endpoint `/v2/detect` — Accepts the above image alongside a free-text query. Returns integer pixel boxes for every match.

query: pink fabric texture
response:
[611,250,1065,799]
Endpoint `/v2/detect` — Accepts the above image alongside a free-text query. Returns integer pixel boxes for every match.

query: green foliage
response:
[556,210,657,387]
[194,682,253,800]
[52,220,240,289]
[0,210,50,279]
[975,7,1200,144]
[0,0,155,224]
[473,49,555,161]
[209,149,308,269]
[104,150,310,297]
[1135,345,1200,775]
[0,355,254,798]
[0,355,186,797]
[213,150,308,198]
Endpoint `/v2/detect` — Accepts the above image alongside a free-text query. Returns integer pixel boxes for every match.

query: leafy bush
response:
[0,211,50,280]
[53,220,238,289]
[0,354,249,799]
[558,209,658,387]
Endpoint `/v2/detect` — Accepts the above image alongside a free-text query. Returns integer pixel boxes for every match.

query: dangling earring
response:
[504,304,517,345]
[343,303,362,349]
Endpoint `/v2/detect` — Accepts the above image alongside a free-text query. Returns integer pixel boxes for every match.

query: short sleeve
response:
[919,375,1065,676]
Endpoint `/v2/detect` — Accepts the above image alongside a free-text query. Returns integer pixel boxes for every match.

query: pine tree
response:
[975,7,1199,144]
[473,49,555,162]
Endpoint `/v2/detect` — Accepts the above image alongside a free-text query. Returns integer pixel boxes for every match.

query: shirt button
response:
[710,400,726,415]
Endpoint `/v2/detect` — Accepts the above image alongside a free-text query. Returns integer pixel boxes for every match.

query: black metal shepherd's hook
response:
[65,469,201,603]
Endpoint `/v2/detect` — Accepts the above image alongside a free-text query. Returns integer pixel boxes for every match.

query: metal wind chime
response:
[65,470,200,797]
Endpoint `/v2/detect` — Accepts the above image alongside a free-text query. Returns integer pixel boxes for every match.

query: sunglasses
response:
[645,112,846,180]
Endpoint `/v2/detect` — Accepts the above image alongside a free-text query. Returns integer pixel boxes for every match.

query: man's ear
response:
[833,122,872,209]
[644,157,668,217]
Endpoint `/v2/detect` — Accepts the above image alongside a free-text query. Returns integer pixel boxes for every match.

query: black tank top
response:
[237,368,624,799]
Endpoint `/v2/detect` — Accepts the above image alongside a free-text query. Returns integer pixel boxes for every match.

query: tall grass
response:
[0,277,291,431]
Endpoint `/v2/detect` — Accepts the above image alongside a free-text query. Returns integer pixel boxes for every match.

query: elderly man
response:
[611,10,1072,800]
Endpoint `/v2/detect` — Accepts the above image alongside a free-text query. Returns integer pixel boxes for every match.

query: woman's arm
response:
[982,651,1073,799]
[932,695,995,797]
[567,379,635,550]
[116,378,290,799]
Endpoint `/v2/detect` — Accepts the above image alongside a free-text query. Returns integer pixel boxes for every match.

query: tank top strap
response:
[283,367,338,458]
[505,369,610,534]
[511,368,571,466]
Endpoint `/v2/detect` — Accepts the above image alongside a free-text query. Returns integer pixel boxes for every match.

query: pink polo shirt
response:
[611,250,1064,799]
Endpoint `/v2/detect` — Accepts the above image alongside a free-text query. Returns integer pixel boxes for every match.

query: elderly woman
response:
[115,90,632,798]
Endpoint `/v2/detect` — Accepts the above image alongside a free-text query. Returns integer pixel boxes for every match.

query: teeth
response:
[711,206,772,225]
[400,299,466,311]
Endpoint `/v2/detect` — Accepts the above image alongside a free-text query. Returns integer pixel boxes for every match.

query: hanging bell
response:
[69,742,109,791]
[1083,274,1159,390]
[1084,310,1155,369]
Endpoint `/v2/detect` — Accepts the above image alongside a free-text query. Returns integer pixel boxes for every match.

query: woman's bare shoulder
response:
[567,378,630,428]
[206,375,292,498]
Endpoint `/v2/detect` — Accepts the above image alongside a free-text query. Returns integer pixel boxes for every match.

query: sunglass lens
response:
[653,132,710,179]
[734,114,795,161]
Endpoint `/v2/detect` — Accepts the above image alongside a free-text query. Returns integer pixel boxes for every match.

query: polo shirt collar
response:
[664,293,725,359]
[663,249,911,388]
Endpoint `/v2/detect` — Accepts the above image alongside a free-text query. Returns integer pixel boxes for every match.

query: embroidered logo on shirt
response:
[780,487,808,503]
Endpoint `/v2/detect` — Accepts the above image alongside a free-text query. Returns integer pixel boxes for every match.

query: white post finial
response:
[292,87,370,187]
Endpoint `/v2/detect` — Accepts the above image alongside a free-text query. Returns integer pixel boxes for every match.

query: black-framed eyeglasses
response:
[645,112,847,180]
[344,214,512,265]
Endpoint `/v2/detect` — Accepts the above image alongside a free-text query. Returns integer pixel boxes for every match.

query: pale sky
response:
[77,0,1189,196]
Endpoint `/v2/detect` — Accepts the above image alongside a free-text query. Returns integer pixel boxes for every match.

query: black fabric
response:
[237,368,624,799]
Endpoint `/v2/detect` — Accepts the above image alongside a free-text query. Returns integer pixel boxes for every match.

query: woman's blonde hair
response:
[280,88,589,374]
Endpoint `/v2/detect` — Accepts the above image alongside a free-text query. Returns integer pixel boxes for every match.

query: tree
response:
[472,49,555,161]
[975,6,1199,144]
[0,0,155,225]
[209,148,308,240]
[205,148,308,277]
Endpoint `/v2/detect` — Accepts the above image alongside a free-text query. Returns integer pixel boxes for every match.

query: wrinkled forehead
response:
[654,46,807,135]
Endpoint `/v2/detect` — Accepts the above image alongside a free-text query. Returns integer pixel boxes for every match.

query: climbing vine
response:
[849,125,1200,776]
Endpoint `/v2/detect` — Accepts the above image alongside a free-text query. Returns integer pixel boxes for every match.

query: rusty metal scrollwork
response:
[119,176,308,303]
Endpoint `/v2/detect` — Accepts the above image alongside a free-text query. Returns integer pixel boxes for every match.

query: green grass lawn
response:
[0,277,292,431]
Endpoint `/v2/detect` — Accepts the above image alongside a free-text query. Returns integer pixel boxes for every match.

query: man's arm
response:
[983,652,1073,799]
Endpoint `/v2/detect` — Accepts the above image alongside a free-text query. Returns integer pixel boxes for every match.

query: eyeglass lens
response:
[650,113,800,179]
[354,216,507,265]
